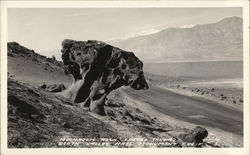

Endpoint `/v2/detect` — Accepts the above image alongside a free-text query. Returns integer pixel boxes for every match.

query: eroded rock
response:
[59,39,148,115]
[178,126,208,145]
[47,84,66,92]
[39,84,47,89]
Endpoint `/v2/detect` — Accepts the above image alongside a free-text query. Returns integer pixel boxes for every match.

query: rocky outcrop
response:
[178,126,208,146]
[39,84,66,92]
[46,84,66,92]
[59,39,148,115]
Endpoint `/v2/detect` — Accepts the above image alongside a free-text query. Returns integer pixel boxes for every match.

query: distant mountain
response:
[110,17,243,63]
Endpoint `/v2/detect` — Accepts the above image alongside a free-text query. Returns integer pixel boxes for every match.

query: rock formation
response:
[178,126,208,145]
[59,39,149,115]
[39,83,66,92]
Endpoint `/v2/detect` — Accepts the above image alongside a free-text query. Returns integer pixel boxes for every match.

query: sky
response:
[8,8,242,60]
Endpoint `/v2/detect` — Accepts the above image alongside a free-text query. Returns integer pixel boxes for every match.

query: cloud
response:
[179,24,196,28]
[123,28,161,39]
[106,28,161,42]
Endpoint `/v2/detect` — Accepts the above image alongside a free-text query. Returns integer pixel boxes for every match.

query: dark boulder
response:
[178,126,208,145]
[38,84,47,89]
[59,39,148,115]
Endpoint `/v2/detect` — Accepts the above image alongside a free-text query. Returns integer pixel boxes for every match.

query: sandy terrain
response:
[8,54,72,87]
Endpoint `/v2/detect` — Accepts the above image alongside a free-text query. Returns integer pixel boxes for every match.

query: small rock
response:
[106,110,116,117]
[178,126,208,144]
[135,108,142,113]
[151,117,159,124]
[220,96,227,100]
[106,100,121,107]
[62,122,71,128]
[46,84,66,92]
[39,83,47,89]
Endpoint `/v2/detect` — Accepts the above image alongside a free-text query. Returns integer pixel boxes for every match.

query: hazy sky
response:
[8,8,242,60]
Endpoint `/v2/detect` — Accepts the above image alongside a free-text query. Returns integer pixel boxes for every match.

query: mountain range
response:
[109,17,243,63]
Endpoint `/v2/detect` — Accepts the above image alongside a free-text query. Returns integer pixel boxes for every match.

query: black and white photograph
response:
[1,1,249,154]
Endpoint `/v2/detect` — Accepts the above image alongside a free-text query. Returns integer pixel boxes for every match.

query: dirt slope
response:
[8,79,120,148]
[8,42,72,87]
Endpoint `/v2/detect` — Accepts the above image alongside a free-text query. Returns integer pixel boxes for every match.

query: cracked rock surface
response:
[59,39,149,115]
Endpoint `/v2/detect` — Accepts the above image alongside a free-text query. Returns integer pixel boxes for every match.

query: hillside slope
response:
[8,79,121,148]
[8,42,72,87]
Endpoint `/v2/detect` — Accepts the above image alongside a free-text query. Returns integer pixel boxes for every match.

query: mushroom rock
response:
[59,39,149,115]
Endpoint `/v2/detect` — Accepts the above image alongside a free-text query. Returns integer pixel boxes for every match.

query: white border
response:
[1,1,249,155]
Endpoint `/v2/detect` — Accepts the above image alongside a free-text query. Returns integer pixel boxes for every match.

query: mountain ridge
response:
[110,16,243,63]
